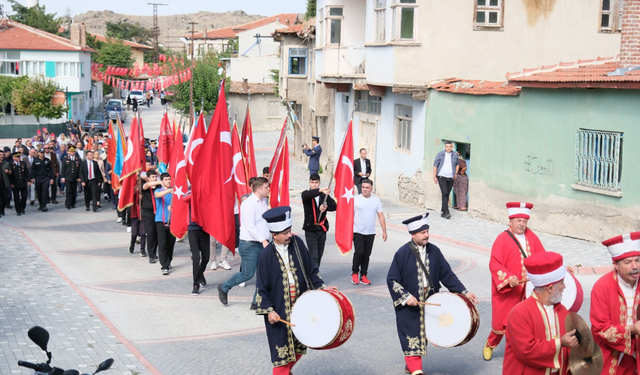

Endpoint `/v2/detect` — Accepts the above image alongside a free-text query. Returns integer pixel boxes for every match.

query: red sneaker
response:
[351,273,359,285]
[360,275,371,285]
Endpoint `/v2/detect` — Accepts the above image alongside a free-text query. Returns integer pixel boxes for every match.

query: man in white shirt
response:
[352,179,387,285]
[218,176,270,306]
[432,141,459,219]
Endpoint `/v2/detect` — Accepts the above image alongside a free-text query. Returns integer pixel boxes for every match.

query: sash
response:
[505,230,528,259]
[408,241,434,294]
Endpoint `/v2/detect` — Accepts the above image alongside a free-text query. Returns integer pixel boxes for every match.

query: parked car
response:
[128,90,145,105]
[83,112,108,131]
[104,99,126,121]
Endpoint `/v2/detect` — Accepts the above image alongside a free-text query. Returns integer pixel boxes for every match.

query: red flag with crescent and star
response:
[156,112,174,166]
[334,120,355,254]
[118,116,142,211]
[191,82,236,254]
[269,120,289,208]
[185,112,206,182]
[231,120,251,203]
[241,106,258,178]
[169,125,188,239]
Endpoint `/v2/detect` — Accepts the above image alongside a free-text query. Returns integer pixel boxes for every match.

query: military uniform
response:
[30,155,54,211]
[10,152,31,215]
[60,150,81,209]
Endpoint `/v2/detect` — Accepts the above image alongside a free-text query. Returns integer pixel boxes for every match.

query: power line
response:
[147,2,168,61]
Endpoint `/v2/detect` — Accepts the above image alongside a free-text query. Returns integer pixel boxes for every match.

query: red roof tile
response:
[431,79,521,96]
[229,81,276,95]
[91,34,153,50]
[506,56,640,88]
[0,20,94,53]
[190,13,299,39]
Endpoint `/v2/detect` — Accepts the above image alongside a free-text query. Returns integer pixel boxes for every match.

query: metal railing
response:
[574,129,622,191]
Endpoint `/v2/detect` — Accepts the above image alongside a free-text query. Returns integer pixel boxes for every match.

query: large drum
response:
[424,292,480,348]
[290,289,355,350]
[525,272,584,313]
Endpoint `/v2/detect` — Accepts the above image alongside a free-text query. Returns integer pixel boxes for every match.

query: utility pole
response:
[189,21,198,127]
[147,2,168,62]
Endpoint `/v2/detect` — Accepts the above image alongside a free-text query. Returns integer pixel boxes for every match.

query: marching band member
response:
[387,213,478,375]
[590,232,640,375]
[503,251,578,374]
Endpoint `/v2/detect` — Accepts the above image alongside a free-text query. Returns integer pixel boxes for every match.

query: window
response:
[600,0,624,32]
[475,0,504,29]
[56,62,79,77]
[391,0,418,41]
[375,0,387,42]
[326,6,343,44]
[22,61,46,76]
[395,104,412,150]
[268,101,280,118]
[356,90,382,115]
[0,50,20,76]
[369,95,382,114]
[289,48,308,75]
[574,129,623,195]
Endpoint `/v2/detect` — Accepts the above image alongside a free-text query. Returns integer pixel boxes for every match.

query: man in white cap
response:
[590,232,640,375]
[255,206,336,375]
[484,202,546,360]
[503,251,578,374]
[387,213,478,375]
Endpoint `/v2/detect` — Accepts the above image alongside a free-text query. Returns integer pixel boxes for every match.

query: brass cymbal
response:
[566,313,603,375]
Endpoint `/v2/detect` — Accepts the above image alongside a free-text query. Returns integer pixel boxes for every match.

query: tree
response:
[86,34,104,52]
[95,41,134,68]
[218,39,239,59]
[305,0,317,20]
[0,75,28,118]
[12,77,67,123]
[106,21,152,45]
[7,0,61,34]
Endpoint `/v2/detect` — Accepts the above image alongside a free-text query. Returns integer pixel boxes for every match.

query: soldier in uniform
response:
[30,148,54,212]
[9,151,30,216]
[60,145,82,209]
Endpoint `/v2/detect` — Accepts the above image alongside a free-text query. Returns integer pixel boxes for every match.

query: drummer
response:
[503,251,578,374]
[484,202,546,361]
[387,213,479,375]
[590,232,640,375]
[255,206,337,375]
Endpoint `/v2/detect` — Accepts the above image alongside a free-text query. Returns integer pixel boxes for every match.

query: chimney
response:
[70,23,80,46]
[80,22,86,46]
[620,0,640,67]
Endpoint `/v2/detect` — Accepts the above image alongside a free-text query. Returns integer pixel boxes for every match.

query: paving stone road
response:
[1,103,613,375]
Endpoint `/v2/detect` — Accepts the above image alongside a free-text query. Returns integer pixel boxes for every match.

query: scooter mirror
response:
[27,326,49,352]
[94,358,114,374]
[62,370,80,375]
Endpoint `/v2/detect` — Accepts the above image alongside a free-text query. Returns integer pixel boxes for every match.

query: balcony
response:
[317,45,366,83]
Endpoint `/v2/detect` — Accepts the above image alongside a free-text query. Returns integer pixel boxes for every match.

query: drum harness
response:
[292,237,315,291]
[408,241,435,295]
[505,230,528,258]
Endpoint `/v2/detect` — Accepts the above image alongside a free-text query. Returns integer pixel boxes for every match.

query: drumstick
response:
[418,302,441,306]
[277,318,296,327]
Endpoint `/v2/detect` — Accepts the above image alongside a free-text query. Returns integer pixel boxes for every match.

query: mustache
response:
[629,269,640,276]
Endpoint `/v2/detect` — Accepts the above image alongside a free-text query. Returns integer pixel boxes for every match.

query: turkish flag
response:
[269,121,289,208]
[185,112,206,182]
[241,106,258,178]
[118,116,142,211]
[138,116,146,172]
[231,121,251,203]
[191,83,236,253]
[156,112,174,165]
[169,126,188,239]
[334,120,355,254]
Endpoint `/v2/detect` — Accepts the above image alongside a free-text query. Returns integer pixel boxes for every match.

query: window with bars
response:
[326,7,343,45]
[289,48,308,75]
[475,0,504,29]
[375,0,386,42]
[391,0,417,41]
[395,104,412,150]
[268,101,280,118]
[574,129,623,194]
[355,91,382,115]
[600,0,624,32]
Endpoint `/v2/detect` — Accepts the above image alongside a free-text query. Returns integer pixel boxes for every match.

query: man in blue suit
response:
[302,136,322,176]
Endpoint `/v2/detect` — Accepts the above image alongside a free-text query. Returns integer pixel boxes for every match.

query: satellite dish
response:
[344,43,365,68]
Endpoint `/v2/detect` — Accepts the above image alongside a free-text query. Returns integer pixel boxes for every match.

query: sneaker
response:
[116,217,122,223]
[351,274,359,285]
[191,284,200,295]
[444,213,452,219]
[140,251,147,257]
[126,226,132,233]
[199,275,207,287]
[210,261,218,270]
[360,275,371,285]
[149,257,157,264]
[219,260,231,270]
[162,268,169,275]
[217,284,228,305]
[239,282,246,288]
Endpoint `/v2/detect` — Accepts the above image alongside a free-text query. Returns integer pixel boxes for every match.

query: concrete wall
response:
[131,49,145,67]
[423,88,640,242]
[237,23,283,58]
[228,55,279,83]
[228,93,284,132]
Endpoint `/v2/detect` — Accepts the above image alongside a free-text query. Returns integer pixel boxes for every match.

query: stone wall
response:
[398,169,424,207]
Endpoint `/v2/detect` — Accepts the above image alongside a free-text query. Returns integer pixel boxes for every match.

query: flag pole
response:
[321,102,357,202]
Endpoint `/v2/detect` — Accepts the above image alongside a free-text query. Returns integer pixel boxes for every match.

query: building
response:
[90,34,153,67]
[0,21,96,137]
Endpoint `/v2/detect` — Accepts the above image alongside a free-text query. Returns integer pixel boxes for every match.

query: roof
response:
[431,78,521,96]
[273,23,315,39]
[506,56,640,89]
[229,81,276,95]
[0,20,95,53]
[190,13,299,39]
[91,34,153,50]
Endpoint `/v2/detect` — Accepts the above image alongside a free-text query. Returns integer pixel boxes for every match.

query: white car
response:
[128,90,146,105]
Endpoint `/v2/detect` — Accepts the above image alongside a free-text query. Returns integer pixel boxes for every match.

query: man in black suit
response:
[10,151,31,216]
[301,173,337,268]
[30,148,54,212]
[353,148,372,194]
[61,145,82,209]
[79,150,103,212]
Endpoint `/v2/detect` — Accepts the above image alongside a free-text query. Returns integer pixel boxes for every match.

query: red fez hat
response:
[602,232,640,261]
[524,252,565,287]
[506,202,534,219]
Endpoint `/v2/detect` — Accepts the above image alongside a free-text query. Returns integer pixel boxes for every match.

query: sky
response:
[4,0,306,18]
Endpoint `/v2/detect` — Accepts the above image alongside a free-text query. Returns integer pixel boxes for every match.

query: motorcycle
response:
[18,326,114,375]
